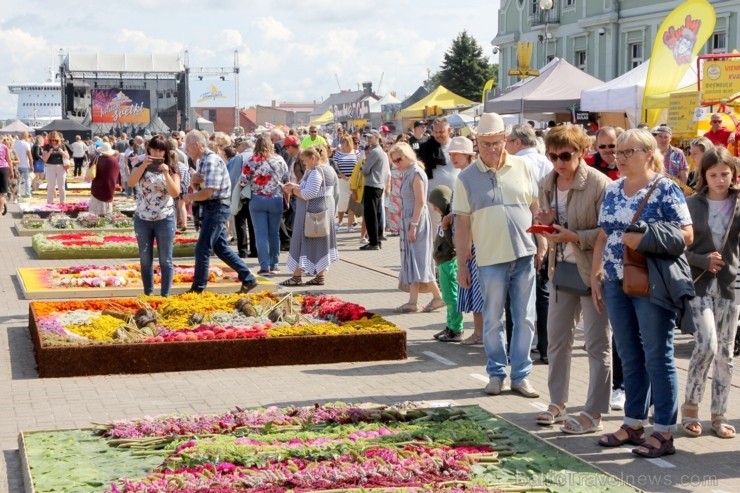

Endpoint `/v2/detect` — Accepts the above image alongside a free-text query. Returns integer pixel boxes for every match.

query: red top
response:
[704,127,736,148]
[91,155,121,202]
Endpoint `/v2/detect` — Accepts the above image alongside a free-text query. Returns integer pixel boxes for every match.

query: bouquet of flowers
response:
[105,212,134,228]
[20,214,45,229]
[48,213,75,230]
[76,212,106,229]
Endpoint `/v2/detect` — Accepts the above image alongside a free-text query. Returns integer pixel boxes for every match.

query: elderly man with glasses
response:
[703,113,738,149]
[585,126,620,181]
[453,113,547,399]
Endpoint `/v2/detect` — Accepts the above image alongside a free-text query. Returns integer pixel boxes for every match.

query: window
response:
[575,50,587,71]
[712,32,727,53]
[564,0,575,6]
[629,42,643,68]
[531,0,538,14]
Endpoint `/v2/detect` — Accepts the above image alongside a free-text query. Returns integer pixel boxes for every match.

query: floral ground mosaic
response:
[19,403,638,492]
[17,262,273,299]
[28,292,406,376]
[16,212,134,236]
[32,232,198,259]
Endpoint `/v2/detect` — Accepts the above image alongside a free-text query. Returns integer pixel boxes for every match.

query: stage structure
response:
[58,50,189,134]
[187,50,241,133]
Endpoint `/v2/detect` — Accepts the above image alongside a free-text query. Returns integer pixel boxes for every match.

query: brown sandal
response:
[599,424,645,447]
[305,275,325,286]
[280,276,303,286]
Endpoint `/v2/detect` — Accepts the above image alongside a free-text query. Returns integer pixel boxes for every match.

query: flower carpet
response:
[17,262,276,299]
[32,232,198,259]
[19,197,136,218]
[15,212,135,236]
[19,403,638,492]
[28,292,407,376]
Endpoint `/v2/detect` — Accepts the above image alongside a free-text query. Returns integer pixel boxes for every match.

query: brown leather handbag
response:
[622,178,662,297]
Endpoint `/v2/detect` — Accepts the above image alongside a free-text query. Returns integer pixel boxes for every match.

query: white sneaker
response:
[348,226,356,233]
[610,388,625,411]
[360,237,369,245]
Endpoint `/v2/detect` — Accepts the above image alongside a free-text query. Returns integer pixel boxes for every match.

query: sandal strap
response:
[580,412,599,427]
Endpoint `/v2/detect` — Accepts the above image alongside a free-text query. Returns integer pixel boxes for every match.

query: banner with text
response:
[667,91,700,135]
[91,89,151,124]
[332,100,370,122]
[190,79,236,108]
[701,58,740,103]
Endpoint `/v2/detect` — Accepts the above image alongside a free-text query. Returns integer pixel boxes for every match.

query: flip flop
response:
[560,412,603,435]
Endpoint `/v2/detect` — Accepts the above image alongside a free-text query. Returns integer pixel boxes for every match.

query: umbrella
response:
[446,113,474,129]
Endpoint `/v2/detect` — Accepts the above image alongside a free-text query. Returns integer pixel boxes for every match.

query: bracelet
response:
[410,221,418,226]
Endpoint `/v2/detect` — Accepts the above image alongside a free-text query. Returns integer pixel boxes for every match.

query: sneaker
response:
[257,269,271,276]
[437,329,462,343]
[433,328,447,340]
[238,280,259,294]
[348,226,356,233]
[360,237,369,245]
[511,378,540,398]
[484,376,509,396]
[610,389,626,411]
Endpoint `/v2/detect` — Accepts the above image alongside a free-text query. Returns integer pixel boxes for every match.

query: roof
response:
[0,120,35,134]
[485,58,603,115]
[311,90,369,118]
[37,119,91,132]
[400,86,475,118]
[400,86,429,109]
[65,53,184,74]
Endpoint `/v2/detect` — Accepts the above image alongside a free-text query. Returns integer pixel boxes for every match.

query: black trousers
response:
[234,197,257,256]
[363,186,384,246]
[73,157,84,177]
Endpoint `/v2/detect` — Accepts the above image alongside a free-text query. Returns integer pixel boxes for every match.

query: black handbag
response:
[553,261,591,296]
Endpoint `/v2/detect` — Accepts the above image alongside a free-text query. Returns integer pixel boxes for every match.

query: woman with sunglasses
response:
[41,131,71,204]
[592,128,694,458]
[533,125,612,435]
[127,135,181,297]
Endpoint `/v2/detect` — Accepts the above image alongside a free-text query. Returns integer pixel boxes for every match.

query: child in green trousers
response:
[429,185,464,342]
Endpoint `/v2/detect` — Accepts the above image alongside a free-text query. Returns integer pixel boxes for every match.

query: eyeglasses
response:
[615,148,646,159]
[50,139,60,142]
[711,120,722,123]
[547,151,576,162]
[310,131,317,134]
[478,140,505,149]
[597,144,616,149]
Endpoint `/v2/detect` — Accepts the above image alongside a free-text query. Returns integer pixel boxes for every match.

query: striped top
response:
[333,150,359,177]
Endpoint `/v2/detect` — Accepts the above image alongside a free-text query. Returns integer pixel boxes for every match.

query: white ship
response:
[7,68,61,128]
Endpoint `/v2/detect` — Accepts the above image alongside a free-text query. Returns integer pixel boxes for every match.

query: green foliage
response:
[438,31,497,102]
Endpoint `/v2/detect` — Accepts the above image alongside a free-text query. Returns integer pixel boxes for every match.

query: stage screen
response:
[91,89,151,124]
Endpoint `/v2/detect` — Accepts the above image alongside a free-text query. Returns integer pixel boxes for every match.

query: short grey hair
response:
[270,128,285,140]
[508,124,538,147]
[433,116,449,128]
[186,129,208,149]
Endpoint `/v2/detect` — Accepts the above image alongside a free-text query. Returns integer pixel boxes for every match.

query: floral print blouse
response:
[135,168,175,221]
[598,175,691,281]
[241,154,288,198]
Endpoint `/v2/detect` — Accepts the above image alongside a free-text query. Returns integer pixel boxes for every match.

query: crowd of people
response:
[1,111,739,459]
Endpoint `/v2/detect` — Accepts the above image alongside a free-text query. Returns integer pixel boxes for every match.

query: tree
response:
[437,31,496,102]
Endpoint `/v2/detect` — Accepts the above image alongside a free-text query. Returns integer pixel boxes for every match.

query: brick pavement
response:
[0,206,739,492]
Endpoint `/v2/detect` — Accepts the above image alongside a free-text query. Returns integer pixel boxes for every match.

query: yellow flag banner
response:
[641,0,715,127]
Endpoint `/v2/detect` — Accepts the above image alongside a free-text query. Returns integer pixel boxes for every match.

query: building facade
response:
[493,0,740,91]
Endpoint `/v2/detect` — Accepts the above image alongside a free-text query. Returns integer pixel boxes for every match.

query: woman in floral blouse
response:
[241,133,289,275]
[127,135,181,296]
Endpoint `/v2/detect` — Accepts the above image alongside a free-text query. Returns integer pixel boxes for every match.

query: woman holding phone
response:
[127,135,181,297]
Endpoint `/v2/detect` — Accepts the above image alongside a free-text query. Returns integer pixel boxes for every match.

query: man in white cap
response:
[452,112,546,399]
[651,125,688,184]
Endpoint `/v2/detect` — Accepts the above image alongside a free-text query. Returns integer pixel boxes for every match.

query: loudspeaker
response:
[65,83,74,113]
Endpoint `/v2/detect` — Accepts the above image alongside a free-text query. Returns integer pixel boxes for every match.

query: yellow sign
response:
[667,91,699,135]
[701,59,740,103]
[508,42,540,78]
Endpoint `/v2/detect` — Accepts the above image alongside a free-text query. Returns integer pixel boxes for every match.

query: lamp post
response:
[540,0,553,66]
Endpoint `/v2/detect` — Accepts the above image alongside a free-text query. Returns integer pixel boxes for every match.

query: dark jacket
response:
[417,137,446,180]
[685,191,740,300]
[634,220,696,333]
[433,223,456,264]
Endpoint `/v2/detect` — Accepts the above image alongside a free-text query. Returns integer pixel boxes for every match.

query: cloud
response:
[220,29,243,48]
[118,30,184,53]
[251,17,293,43]
[0,28,48,64]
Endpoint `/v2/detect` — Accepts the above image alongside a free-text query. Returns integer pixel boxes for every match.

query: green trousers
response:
[438,259,463,333]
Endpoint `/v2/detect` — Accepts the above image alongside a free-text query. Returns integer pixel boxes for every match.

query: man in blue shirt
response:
[183,130,258,294]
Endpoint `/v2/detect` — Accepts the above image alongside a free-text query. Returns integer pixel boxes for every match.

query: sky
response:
[0,0,501,120]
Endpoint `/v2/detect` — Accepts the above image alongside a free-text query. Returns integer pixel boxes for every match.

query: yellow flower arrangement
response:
[65,314,126,341]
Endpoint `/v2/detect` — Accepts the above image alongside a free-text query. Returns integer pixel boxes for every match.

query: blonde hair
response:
[388,142,425,169]
[340,135,354,151]
[617,128,664,174]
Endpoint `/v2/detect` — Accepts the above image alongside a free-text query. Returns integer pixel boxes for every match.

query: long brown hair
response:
[695,146,740,194]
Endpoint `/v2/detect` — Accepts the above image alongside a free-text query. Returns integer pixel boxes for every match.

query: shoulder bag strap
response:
[630,177,663,224]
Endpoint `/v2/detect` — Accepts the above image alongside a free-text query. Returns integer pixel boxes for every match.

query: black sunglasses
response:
[547,151,576,162]
[598,144,616,149]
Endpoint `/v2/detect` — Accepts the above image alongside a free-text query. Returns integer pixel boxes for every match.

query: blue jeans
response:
[249,195,283,271]
[477,255,536,384]
[192,201,255,290]
[134,214,176,296]
[603,280,678,432]
[18,167,31,197]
